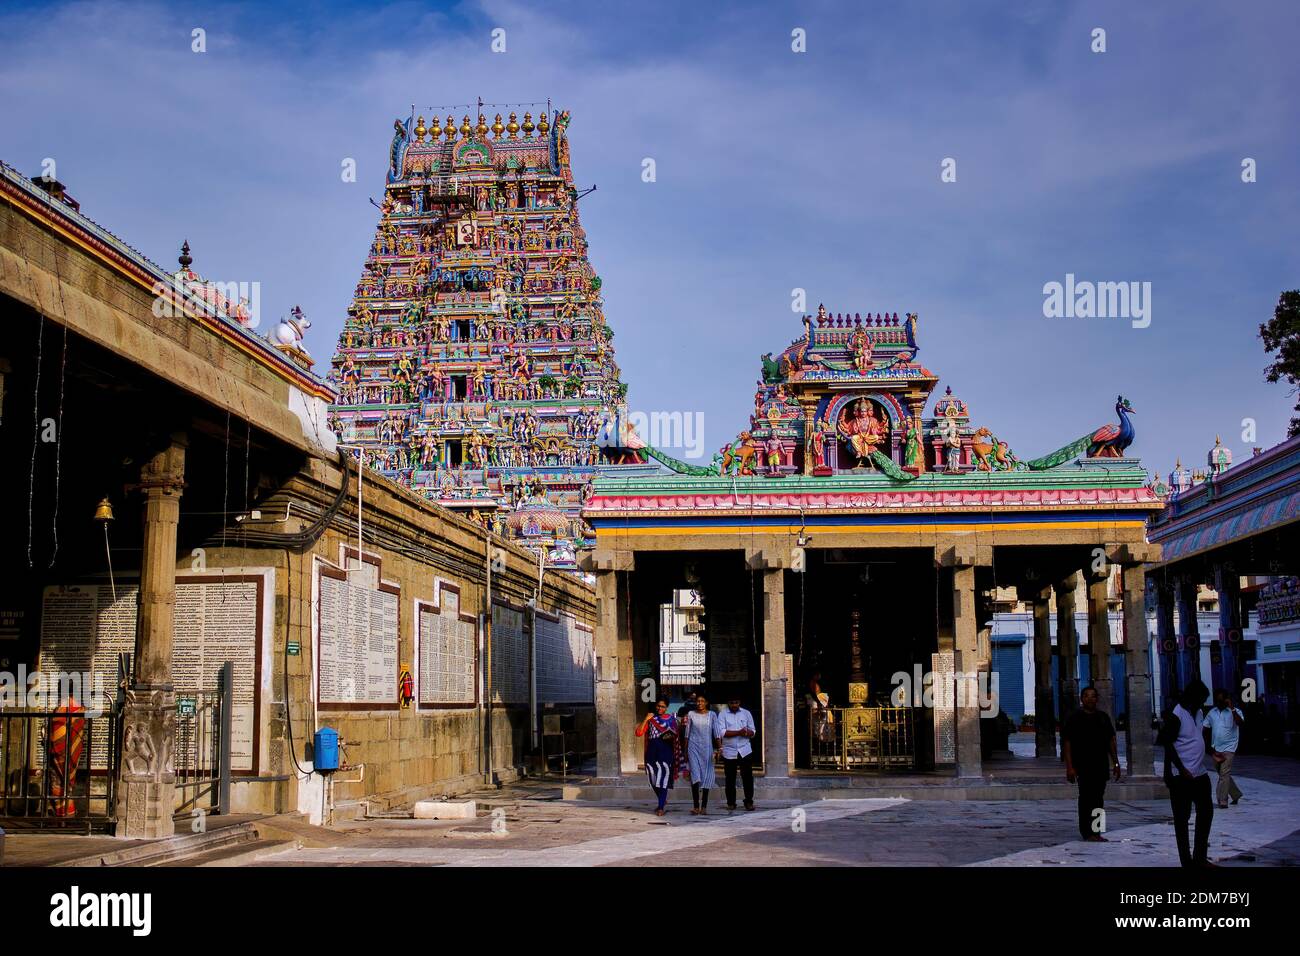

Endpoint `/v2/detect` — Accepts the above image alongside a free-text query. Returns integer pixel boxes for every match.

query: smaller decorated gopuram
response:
[579,304,1165,789]
[644,303,1137,479]
[326,105,653,568]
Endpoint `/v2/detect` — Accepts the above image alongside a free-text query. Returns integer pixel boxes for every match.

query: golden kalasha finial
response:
[507,111,519,138]
[537,111,550,135]
[414,115,427,142]
[445,114,457,140]
[476,114,488,139]
[429,114,442,139]
[521,112,535,137]
[492,113,505,138]
[459,115,472,138]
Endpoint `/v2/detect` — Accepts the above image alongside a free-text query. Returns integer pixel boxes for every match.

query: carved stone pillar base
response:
[116,687,177,839]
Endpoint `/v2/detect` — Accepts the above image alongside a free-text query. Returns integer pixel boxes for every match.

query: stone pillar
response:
[117,436,186,839]
[592,568,622,780]
[953,563,982,778]
[802,405,818,475]
[1153,578,1178,707]
[1031,588,1056,758]
[760,567,790,777]
[1214,565,1242,696]
[1055,572,1081,733]
[1176,576,1201,685]
[1086,570,1114,719]
[1121,564,1155,776]
[616,568,638,773]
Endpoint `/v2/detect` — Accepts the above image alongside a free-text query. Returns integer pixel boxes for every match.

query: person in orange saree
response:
[49,696,86,817]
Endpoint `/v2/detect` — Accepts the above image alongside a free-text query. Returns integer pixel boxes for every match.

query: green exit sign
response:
[287,640,301,656]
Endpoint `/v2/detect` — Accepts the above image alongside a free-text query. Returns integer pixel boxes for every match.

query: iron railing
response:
[173,661,232,819]
[0,704,122,833]
[809,705,916,772]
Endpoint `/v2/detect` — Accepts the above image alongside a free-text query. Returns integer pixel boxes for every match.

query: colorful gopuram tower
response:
[327,106,648,567]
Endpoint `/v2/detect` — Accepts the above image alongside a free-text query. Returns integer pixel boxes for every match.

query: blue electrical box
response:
[313,727,340,772]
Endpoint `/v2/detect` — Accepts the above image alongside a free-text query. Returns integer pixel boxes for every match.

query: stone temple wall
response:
[177,454,596,819]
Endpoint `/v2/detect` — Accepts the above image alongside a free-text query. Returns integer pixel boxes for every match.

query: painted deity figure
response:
[851,328,873,375]
[904,417,926,473]
[934,414,962,473]
[764,436,783,471]
[838,399,886,464]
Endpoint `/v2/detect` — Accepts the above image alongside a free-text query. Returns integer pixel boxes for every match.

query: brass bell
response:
[93,497,115,522]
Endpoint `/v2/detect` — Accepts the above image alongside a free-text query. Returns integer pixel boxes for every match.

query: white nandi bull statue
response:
[270,305,314,367]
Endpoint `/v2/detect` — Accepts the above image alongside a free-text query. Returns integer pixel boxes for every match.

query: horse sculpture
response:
[720,431,760,475]
[971,427,1019,471]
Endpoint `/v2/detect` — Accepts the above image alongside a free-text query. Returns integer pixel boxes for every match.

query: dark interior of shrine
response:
[793,548,939,769]
[632,547,943,771]
[0,297,304,675]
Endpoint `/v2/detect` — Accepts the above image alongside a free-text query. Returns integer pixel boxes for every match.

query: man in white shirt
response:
[1205,689,1245,808]
[715,698,756,811]
[1158,680,1214,867]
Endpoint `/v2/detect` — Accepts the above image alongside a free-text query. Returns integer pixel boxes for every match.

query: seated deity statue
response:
[838,399,887,463]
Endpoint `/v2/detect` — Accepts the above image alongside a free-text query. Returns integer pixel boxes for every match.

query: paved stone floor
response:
[229,757,1300,868]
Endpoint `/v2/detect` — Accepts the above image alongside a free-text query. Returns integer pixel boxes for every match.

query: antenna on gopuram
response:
[574,185,597,202]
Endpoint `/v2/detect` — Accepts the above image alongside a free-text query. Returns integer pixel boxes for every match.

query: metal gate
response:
[809,705,916,771]
[173,661,233,819]
[0,656,126,833]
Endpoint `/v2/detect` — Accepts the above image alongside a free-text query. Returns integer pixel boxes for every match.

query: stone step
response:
[53,821,261,868]
[164,839,293,867]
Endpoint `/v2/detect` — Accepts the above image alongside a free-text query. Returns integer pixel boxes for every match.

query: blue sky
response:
[2,0,1297,475]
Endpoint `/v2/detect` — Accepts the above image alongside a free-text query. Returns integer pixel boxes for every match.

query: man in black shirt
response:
[1063,685,1122,842]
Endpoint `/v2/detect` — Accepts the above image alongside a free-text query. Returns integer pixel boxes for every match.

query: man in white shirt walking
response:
[715,698,756,811]
[1205,689,1245,809]
[1158,680,1215,867]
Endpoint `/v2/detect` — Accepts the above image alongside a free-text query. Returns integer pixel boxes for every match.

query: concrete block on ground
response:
[413,799,476,820]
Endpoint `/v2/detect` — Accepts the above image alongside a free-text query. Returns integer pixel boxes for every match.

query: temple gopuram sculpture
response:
[644,304,1143,480]
[327,105,650,567]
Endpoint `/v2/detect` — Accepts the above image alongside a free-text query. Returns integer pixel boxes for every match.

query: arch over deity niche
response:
[453,139,493,168]
[827,393,901,471]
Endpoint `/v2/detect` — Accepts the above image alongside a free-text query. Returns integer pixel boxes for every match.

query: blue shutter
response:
[992,641,1026,722]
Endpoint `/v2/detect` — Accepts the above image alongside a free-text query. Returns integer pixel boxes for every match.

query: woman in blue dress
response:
[684,695,720,814]
[636,698,678,816]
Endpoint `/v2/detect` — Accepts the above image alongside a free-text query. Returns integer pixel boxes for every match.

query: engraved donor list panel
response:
[417,584,477,708]
[316,560,400,709]
[39,575,263,771]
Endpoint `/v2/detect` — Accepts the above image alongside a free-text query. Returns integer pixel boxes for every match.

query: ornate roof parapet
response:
[1208,434,1233,474]
[653,306,1147,486]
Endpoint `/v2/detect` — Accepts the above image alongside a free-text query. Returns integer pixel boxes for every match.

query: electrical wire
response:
[282,546,313,781]
[48,322,68,568]
[27,312,44,568]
